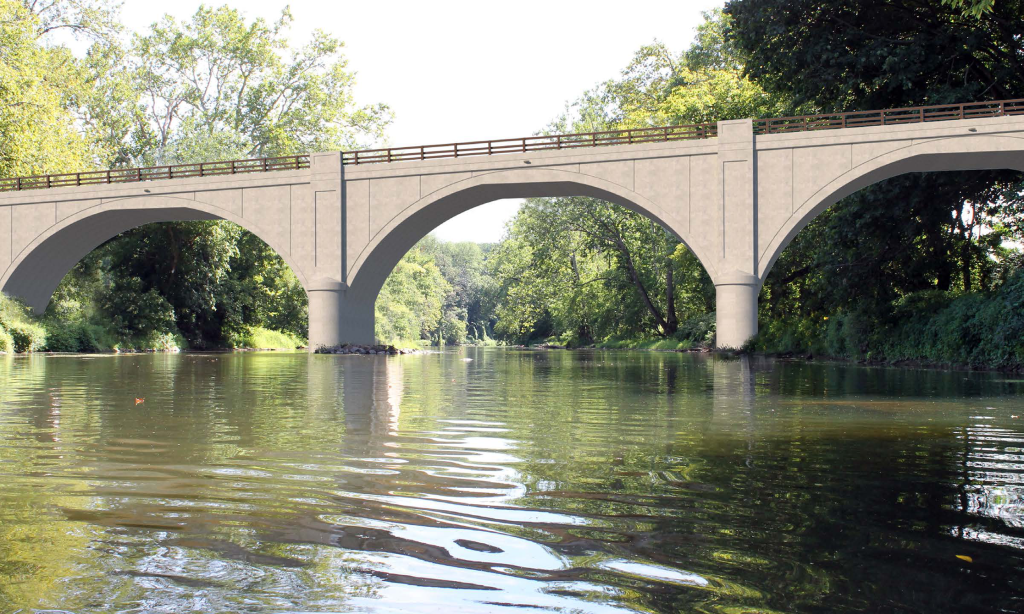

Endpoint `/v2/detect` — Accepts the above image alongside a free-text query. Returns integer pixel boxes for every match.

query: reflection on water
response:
[0,350,1023,613]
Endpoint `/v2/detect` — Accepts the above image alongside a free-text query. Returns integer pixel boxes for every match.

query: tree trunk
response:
[665,257,678,333]
[961,242,972,293]
[618,240,674,335]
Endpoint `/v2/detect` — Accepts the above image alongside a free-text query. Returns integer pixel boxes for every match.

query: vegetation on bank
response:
[3,0,1024,368]
[0,292,305,354]
[750,268,1024,370]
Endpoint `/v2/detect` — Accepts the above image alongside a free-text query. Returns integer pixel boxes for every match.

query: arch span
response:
[323,168,716,346]
[1,195,309,312]
[758,134,1024,282]
[347,167,713,299]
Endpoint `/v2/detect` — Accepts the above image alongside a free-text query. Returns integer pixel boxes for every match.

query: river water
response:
[0,349,1022,613]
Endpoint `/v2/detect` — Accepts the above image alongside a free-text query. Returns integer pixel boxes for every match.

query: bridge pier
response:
[307,279,376,350]
[715,274,759,349]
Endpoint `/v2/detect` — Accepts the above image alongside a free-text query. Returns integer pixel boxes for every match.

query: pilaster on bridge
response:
[713,118,760,349]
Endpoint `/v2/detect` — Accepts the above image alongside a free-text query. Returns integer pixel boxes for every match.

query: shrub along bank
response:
[0,293,302,354]
[749,270,1024,370]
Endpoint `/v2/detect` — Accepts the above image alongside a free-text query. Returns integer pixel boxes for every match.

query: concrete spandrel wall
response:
[0,168,322,312]
[754,115,1024,280]
[340,138,720,297]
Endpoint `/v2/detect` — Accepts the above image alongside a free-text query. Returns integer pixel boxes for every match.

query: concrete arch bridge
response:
[2,99,1023,349]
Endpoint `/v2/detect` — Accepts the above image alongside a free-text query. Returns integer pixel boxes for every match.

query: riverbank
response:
[0,297,305,355]
[748,350,1024,374]
[522,338,1024,374]
[1,290,306,355]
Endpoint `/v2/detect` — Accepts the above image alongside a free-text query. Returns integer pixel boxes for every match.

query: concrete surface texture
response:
[2,114,1022,349]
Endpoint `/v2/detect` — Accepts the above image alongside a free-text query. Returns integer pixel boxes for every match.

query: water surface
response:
[0,350,1022,613]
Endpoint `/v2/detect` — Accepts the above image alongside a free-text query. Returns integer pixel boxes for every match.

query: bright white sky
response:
[118,0,723,243]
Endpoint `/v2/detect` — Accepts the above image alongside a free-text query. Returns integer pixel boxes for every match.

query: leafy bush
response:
[878,271,1024,368]
[748,316,826,355]
[676,312,716,348]
[225,326,303,350]
[0,326,13,353]
[43,321,103,353]
[753,270,1024,369]
[0,294,47,352]
[8,322,46,352]
[111,331,188,353]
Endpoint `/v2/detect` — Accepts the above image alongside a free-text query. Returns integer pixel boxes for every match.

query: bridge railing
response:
[2,99,1024,189]
[340,123,719,165]
[753,99,1024,134]
[0,154,310,193]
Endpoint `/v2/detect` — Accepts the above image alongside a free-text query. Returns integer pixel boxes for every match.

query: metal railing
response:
[341,123,718,165]
[0,154,309,193]
[2,98,1023,189]
[752,98,1024,134]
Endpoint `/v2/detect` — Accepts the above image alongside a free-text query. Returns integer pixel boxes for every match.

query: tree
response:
[88,4,391,166]
[416,237,497,344]
[725,0,1024,323]
[0,0,99,177]
[375,246,450,344]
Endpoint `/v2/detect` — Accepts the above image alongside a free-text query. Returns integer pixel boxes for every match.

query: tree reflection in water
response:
[0,350,1022,613]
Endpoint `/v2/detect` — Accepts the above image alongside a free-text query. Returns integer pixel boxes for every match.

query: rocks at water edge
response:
[314,343,419,355]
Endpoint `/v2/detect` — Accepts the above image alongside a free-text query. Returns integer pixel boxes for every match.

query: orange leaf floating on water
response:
[135,398,145,405]
[956,555,973,563]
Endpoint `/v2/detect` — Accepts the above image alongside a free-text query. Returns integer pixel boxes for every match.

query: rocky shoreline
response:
[315,344,421,355]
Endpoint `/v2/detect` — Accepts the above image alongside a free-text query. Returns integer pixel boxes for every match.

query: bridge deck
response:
[2,98,1022,192]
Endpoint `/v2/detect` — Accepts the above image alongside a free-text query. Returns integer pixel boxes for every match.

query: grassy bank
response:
[528,313,717,351]
[0,293,303,354]
[225,327,304,350]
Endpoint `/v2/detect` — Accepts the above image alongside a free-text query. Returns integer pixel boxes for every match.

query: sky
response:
[118,0,723,243]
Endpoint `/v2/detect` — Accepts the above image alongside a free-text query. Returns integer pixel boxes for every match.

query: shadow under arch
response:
[346,167,716,303]
[757,134,1024,282]
[1,195,309,312]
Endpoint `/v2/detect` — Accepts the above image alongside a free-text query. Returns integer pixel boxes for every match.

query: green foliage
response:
[489,197,711,345]
[225,326,303,350]
[752,269,1024,369]
[101,277,178,343]
[373,237,499,346]
[599,314,716,350]
[43,220,310,350]
[375,245,450,345]
[415,237,497,344]
[725,0,1024,109]
[7,322,46,353]
[42,321,103,353]
[87,4,391,166]
[0,0,98,178]
[110,330,187,353]
[0,293,44,352]
[881,271,1024,367]
[0,326,12,353]
[942,0,995,16]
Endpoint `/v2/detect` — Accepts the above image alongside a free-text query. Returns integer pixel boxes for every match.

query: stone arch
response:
[758,134,1024,281]
[1,195,308,312]
[346,167,715,300]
